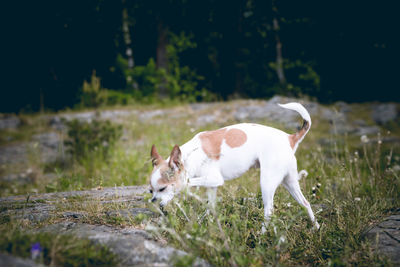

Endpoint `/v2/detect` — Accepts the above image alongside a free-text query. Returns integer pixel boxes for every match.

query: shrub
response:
[80,70,134,108]
[64,117,122,162]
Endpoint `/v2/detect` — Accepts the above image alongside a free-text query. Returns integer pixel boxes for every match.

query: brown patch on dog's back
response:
[225,129,247,148]
[199,128,227,160]
[200,128,247,160]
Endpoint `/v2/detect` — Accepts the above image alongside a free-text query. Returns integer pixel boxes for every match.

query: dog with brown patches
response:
[149,102,320,231]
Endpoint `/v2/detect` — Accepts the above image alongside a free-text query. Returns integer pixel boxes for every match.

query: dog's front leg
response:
[206,187,217,209]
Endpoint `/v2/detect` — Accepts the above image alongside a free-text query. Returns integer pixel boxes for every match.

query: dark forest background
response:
[2,0,397,113]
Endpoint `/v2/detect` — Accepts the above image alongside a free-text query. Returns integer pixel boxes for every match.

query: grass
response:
[0,100,399,265]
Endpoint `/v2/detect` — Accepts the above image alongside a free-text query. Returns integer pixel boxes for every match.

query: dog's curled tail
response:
[278,102,311,152]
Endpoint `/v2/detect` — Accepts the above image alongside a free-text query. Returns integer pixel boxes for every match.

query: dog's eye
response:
[149,189,153,194]
[159,186,167,192]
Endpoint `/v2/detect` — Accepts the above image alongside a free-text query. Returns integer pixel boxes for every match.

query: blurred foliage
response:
[4,0,395,112]
[64,118,122,162]
[80,71,133,107]
[116,32,217,103]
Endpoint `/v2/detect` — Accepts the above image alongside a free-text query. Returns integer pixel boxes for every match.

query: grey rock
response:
[234,100,299,128]
[62,211,87,219]
[335,101,352,113]
[49,116,66,131]
[139,110,165,122]
[0,173,32,184]
[48,109,136,129]
[354,126,380,136]
[39,222,210,267]
[189,103,214,111]
[1,185,210,266]
[0,185,148,203]
[32,132,60,150]
[196,115,216,126]
[106,208,155,220]
[0,115,20,130]
[372,104,398,125]
[365,210,400,264]
[354,119,367,126]
[0,131,63,166]
[0,143,29,164]
[0,253,45,267]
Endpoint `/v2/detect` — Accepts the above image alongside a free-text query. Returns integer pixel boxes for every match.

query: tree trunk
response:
[273,17,286,87]
[234,0,244,96]
[121,0,137,90]
[156,19,168,98]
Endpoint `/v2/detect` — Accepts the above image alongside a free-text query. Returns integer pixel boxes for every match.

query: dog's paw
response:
[260,222,269,234]
[312,221,320,231]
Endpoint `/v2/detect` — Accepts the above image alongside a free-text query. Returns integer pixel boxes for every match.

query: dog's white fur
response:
[149,102,320,230]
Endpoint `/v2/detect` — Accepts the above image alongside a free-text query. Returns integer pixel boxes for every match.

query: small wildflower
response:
[354,197,361,202]
[312,193,316,197]
[378,140,382,145]
[316,183,321,188]
[286,202,292,208]
[312,186,316,192]
[360,135,369,143]
[31,242,42,260]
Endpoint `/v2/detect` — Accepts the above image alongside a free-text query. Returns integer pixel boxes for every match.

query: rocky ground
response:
[0,96,399,266]
[0,186,209,266]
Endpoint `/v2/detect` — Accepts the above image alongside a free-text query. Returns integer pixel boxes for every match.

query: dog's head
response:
[149,144,184,207]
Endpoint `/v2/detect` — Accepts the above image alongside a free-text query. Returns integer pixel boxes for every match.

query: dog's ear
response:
[169,145,182,171]
[151,145,163,167]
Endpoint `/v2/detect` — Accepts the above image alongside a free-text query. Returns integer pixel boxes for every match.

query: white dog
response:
[149,102,320,230]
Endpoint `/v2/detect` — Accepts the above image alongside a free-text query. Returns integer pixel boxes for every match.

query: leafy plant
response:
[80,71,107,108]
[116,31,217,103]
[64,118,122,162]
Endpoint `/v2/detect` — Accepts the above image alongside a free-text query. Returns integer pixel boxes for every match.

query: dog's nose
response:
[151,197,157,203]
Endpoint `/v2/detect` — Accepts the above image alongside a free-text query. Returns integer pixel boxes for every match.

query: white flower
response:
[360,135,369,143]
[354,197,361,202]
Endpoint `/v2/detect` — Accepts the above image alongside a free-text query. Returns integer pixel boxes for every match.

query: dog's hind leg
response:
[283,171,320,229]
